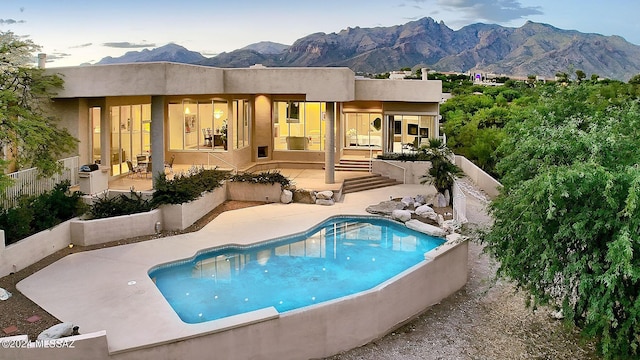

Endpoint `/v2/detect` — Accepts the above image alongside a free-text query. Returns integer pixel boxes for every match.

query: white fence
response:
[1,156,80,209]
[452,180,467,224]
[454,155,502,199]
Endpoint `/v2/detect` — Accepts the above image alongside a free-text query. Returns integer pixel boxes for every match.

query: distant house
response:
[46,62,442,185]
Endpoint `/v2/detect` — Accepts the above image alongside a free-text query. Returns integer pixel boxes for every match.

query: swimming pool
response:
[149,216,445,324]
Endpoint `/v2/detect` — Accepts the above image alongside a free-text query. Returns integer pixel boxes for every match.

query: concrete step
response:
[330,158,372,172]
[342,174,402,194]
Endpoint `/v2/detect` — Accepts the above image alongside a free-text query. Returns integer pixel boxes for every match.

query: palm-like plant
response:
[419,139,464,198]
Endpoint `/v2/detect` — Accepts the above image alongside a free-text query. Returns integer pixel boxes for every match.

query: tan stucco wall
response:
[49,63,225,97]
[254,95,273,161]
[355,78,442,102]
[224,67,356,102]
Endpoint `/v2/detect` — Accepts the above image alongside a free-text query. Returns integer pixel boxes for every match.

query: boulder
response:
[293,189,316,204]
[415,204,434,217]
[0,288,11,301]
[444,189,451,206]
[280,189,293,204]
[315,199,335,206]
[391,209,412,222]
[442,220,457,234]
[366,200,406,216]
[401,196,414,207]
[414,194,427,205]
[316,190,334,200]
[420,211,438,221]
[405,220,447,237]
[37,323,79,340]
[434,193,447,208]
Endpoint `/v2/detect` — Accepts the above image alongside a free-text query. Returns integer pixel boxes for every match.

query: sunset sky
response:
[2,0,639,67]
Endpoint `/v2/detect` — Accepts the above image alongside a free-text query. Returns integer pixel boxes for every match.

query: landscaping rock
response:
[293,189,316,204]
[315,199,335,206]
[415,194,427,205]
[280,189,293,204]
[0,288,11,301]
[316,190,334,200]
[434,193,448,208]
[415,204,435,217]
[392,209,412,222]
[401,196,414,207]
[37,323,79,340]
[444,189,451,206]
[405,219,447,237]
[366,200,406,216]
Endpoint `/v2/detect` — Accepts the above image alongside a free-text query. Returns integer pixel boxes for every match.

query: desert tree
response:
[484,85,640,359]
[0,31,77,192]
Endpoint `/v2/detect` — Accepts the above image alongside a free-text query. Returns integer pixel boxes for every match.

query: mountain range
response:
[96,17,640,81]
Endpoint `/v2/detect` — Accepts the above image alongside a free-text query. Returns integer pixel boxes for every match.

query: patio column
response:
[151,95,165,188]
[324,102,335,184]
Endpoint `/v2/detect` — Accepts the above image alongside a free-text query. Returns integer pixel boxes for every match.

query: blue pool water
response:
[148,216,445,324]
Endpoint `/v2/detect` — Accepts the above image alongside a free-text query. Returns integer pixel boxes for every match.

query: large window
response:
[273,101,326,151]
[109,104,151,176]
[344,112,383,149]
[169,99,228,151]
[90,107,101,165]
[389,115,434,153]
[233,99,249,150]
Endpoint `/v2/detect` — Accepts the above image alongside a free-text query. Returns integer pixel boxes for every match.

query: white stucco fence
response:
[454,155,502,198]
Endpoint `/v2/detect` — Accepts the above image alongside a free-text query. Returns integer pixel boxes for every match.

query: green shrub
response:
[152,167,229,206]
[229,170,291,188]
[0,180,86,244]
[87,191,154,219]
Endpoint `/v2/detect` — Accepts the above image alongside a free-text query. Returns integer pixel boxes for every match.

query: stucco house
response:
[47,62,442,186]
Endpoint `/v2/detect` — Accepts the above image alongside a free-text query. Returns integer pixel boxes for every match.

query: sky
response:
[1,0,639,68]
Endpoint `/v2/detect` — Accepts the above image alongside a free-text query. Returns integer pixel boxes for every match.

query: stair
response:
[342,174,402,194]
[334,158,371,172]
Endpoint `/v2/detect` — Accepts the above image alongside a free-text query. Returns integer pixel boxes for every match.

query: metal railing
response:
[375,159,406,184]
[1,156,80,209]
[206,152,237,174]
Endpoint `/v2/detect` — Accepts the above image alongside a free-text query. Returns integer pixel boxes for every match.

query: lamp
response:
[214,109,223,119]
[184,107,191,115]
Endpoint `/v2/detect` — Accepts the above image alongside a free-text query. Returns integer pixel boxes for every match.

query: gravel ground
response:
[1,193,601,359]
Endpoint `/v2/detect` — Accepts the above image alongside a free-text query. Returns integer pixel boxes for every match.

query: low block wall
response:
[161,186,227,231]
[372,159,432,184]
[70,209,162,247]
[0,220,72,278]
[455,155,502,198]
[227,182,282,202]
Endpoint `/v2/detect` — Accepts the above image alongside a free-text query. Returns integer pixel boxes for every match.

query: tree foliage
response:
[484,85,640,359]
[0,31,77,191]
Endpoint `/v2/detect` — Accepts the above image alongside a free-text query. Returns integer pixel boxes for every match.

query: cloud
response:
[435,0,543,23]
[43,52,72,61]
[70,43,93,49]
[0,19,26,25]
[102,42,155,49]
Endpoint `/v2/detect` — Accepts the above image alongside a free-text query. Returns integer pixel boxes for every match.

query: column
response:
[151,96,165,188]
[324,102,335,184]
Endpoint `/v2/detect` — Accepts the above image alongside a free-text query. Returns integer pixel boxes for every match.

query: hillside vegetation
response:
[442,73,640,359]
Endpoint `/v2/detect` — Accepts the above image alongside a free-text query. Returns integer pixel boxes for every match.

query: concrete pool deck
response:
[17,183,440,355]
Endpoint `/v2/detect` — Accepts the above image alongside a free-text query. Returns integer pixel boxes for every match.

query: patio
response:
[16,183,450,359]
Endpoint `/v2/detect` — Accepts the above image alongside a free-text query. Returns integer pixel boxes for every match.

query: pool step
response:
[342,174,402,194]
